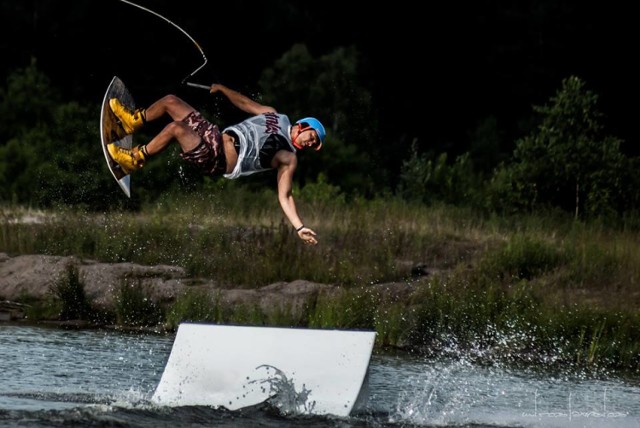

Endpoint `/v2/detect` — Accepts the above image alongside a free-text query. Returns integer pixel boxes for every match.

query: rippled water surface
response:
[1,324,639,427]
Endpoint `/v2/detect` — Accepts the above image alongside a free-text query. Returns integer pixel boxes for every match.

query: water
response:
[1,325,639,427]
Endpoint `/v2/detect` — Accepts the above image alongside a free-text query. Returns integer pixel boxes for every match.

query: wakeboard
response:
[100,76,134,197]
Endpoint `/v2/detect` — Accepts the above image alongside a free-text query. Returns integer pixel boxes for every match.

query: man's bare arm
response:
[276,154,318,245]
[210,84,276,115]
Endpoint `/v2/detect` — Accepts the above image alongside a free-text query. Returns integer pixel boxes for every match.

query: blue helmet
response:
[295,117,326,150]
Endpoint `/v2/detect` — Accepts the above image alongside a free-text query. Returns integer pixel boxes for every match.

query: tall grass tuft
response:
[114,279,163,327]
[165,289,221,330]
[478,234,565,281]
[308,287,378,330]
[50,262,93,321]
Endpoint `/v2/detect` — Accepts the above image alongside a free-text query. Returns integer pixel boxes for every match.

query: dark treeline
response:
[1,1,639,223]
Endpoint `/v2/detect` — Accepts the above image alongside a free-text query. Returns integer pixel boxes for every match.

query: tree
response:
[0,62,125,208]
[398,142,477,206]
[492,76,632,219]
[0,58,58,141]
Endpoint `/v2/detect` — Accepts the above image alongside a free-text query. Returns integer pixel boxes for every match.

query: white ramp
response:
[151,323,376,416]
[151,323,375,416]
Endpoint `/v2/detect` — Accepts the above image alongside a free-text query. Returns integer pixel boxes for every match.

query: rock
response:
[0,253,345,322]
[0,253,190,309]
[0,253,418,325]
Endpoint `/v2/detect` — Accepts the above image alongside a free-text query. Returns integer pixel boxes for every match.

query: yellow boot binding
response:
[107,144,146,175]
[109,98,146,134]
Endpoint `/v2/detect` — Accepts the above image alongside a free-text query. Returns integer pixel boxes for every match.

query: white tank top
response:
[223,112,296,179]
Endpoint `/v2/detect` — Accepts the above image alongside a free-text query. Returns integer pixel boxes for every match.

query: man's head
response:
[294,117,326,151]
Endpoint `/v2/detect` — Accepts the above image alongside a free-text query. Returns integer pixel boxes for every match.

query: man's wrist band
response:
[296,225,305,232]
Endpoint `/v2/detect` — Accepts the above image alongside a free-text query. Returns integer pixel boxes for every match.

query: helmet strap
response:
[292,123,308,150]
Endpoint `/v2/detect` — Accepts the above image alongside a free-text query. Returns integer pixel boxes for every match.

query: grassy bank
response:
[2,187,639,373]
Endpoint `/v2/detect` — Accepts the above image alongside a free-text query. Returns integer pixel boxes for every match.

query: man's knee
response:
[162,94,184,107]
[165,121,191,136]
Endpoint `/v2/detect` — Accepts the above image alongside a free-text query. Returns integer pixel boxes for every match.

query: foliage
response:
[308,287,378,330]
[4,200,640,370]
[488,76,633,219]
[114,279,164,327]
[0,62,124,209]
[0,58,59,140]
[165,289,220,329]
[297,173,345,205]
[3,60,640,225]
[468,115,508,175]
[478,234,565,281]
[398,143,479,206]
[259,44,380,195]
[50,262,93,321]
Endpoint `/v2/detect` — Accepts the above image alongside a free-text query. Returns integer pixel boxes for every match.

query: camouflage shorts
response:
[179,111,226,176]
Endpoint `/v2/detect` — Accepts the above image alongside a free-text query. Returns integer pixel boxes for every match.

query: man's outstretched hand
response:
[297,227,318,245]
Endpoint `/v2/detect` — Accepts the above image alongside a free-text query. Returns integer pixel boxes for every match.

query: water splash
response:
[389,358,481,426]
[248,364,315,415]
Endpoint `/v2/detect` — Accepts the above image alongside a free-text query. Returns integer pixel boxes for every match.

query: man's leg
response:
[108,95,201,174]
[144,95,197,122]
[144,121,201,156]
[110,94,196,134]
[108,120,201,173]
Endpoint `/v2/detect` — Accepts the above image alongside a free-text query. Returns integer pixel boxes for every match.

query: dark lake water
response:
[1,324,639,427]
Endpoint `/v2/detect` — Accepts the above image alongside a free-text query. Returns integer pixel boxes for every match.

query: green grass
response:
[2,187,640,373]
